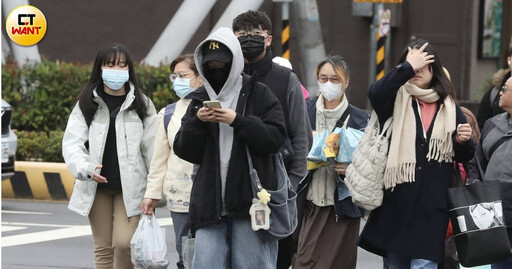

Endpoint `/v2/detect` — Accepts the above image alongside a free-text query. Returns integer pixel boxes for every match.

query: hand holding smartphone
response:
[203,100,222,109]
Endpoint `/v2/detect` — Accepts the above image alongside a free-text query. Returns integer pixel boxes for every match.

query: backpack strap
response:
[163,102,177,135]
[489,133,512,158]
[490,86,500,108]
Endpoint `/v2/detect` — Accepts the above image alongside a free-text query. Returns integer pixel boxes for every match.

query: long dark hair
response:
[78,43,147,126]
[398,39,455,102]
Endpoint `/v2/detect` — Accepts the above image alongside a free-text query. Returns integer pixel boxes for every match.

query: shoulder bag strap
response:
[334,105,352,129]
[453,161,464,187]
[489,134,512,159]
[246,145,263,197]
[241,77,263,198]
[475,152,486,182]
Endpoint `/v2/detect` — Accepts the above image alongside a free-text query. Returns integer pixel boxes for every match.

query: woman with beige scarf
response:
[357,40,474,269]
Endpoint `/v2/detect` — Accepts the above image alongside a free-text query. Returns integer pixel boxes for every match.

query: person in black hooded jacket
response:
[173,27,286,269]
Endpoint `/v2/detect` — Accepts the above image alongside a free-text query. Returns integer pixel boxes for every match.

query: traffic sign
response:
[378,9,391,37]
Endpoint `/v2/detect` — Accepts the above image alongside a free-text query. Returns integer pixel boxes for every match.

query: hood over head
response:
[194,27,244,104]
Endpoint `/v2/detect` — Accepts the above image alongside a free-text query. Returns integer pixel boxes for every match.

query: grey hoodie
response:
[193,27,245,206]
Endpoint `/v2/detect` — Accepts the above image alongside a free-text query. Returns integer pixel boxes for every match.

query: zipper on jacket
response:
[120,95,135,160]
[93,97,110,165]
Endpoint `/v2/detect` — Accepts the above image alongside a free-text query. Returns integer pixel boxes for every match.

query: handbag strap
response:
[240,81,263,197]
[368,110,393,140]
[474,152,486,182]
[245,145,263,197]
[334,105,352,129]
[453,161,465,187]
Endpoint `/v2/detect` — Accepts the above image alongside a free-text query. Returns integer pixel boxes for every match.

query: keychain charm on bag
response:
[250,198,271,231]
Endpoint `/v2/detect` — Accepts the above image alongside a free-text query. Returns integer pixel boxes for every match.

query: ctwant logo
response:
[6,5,47,46]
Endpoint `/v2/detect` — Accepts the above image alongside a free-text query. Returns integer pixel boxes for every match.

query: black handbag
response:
[447,159,512,267]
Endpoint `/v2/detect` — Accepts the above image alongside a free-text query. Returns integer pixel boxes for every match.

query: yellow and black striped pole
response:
[281,2,290,59]
[376,32,386,81]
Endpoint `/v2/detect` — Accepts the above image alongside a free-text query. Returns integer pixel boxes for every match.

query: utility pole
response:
[3,0,41,66]
[291,0,326,96]
[279,1,291,59]
[144,0,218,66]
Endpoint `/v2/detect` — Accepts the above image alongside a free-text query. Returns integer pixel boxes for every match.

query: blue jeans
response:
[171,211,190,269]
[491,228,512,269]
[387,252,438,269]
[192,217,278,269]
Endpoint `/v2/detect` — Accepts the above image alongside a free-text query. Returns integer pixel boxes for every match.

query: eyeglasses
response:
[169,72,194,82]
[318,76,342,84]
[235,28,269,37]
[502,85,512,93]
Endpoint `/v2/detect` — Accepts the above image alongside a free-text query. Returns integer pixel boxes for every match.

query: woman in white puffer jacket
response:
[62,43,157,269]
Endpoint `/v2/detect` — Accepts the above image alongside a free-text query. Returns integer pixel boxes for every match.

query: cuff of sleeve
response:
[86,163,96,181]
[191,114,208,127]
[230,114,243,128]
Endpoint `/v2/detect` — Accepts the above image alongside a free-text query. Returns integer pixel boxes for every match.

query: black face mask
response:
[204,64,231,94]
[238,35,265,60]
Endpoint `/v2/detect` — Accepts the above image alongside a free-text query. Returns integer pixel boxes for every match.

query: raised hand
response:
[406,42,435,72]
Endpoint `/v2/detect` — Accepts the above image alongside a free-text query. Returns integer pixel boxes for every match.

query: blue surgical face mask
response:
[102,68,129,90]
[173,77,195,99]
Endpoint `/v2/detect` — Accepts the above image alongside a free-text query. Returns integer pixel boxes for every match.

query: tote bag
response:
[447,159,512,267]
[345,111,392,210]
[246,148,298,241]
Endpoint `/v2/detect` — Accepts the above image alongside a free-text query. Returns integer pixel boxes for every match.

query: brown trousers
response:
[293,202,360,269]
[88,188,140,269]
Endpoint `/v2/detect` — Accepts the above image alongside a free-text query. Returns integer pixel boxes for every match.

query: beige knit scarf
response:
[384,82,456,189]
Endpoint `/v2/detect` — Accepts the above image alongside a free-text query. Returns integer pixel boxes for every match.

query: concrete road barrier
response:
[2,161,75,200]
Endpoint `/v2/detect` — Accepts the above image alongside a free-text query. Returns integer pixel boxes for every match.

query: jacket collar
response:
[93,83,136,110]
[243,49,273,78]
[185,86,210,102]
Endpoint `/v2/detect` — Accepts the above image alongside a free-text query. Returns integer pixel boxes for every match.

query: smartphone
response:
[203,100,222,109]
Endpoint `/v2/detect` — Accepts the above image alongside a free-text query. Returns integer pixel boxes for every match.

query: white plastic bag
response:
[130,214,169,269]
[182,234,195,269]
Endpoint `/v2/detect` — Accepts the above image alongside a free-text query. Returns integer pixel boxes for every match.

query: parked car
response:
[2,99,17,180]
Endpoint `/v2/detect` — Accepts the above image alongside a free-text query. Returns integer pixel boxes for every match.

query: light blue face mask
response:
[102,68,129,90]
[173,77,195,99]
